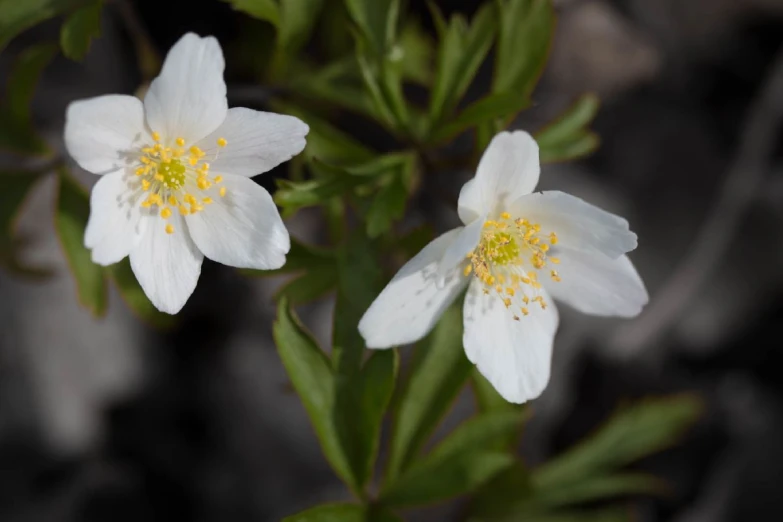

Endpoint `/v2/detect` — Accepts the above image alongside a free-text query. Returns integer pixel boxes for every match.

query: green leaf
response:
[0,0,82,53]
[283,503,403,522]
[275,174,361,214]
[506,508,633,522]
[398,18,433,85]
[366,167,408,238]
[428,3,496,128]
[533,473,664,509]
[344,0,398,56]
[0,170,50,276]
[380,411,522,507]
[278,0,323,52]
[536,94,601,163]
[220,0,280,25]
[472,368,517,414]
[385,302,472,483]
[430,91,530,144]
[273,298,356,491]
[535,395,702,488]
[60,0,101,61]
[493,0,555,97]
[106,258,174,329]
[241,237,335,276]
[275,265,338,305]
[0,44,58,155]
[55,169,107,316]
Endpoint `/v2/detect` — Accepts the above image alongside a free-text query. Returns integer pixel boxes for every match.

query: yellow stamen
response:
[165,224,174,234]
[217,137,227,147]
[176,137,185,147]
[219,187,227,197]
[152,132,161,142]
[160,207,172,219]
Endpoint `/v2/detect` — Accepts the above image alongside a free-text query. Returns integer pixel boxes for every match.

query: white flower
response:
[64,33,309,314]
[358,131,648,403]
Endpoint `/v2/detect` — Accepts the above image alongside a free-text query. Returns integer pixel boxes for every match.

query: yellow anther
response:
[141,179,151,191]
[203,197,213,205]
[191,204,204,213]
[540,244,550,252]
[140,156,150,165]
[189,146,205,157]
[176,137,185,147]
[549,232,558,245]
[135,167,146,176]
[184,194,197,205]
[506,288,515,296]
[550,270,561,282]
[503,297,512,308]
[214,175,223,183]
[173,148,185,158]
[197,177,211,190]
[188,157,199,166]
[152,132,161,142]
[154,173,164,182]
[521,307,529,316]
[165,224,174,234]
[550,257,561,264]
[523,296,530,305]
[179,205,189,216]
[495,285,503,293]
[168,195,178,206]
[219,187,227,197]
[160,207,172,219]
[153,143,163,152]
[500,212,511,219]
[217,137,227,147]
[464,265,472,276]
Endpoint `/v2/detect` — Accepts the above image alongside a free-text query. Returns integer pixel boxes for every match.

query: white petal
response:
[64,95,147,175]
[84,170,147,265]
[185,174,289,270]
[511,191,637,259]
[195,108,309,177]
[436,216,484,280]
[463,279,559,404]
[544,248,648,317]
[359,228,470,349]
[144,33,227,144]
[129,213,203,314]
[458,131,540,224]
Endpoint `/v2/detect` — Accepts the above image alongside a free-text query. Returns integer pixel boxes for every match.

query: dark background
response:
[2,0,783,520]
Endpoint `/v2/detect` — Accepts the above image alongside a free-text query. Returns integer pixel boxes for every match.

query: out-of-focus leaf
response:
[472,368,517,415]
[535,395,702,488]
[221,0,280,25]
[430,91,530,144]
[275,265,338,305]
[428,2,496,129]
[60,0,101,61]
[0,44,58,155]
[380,411,523,507]
[366,173,407,237]
[396,225,433,259]
[278,0,323,52]
[533,473,664,509]
[106,258,173,328]
[468,462,533,520]
[344,0,398,56]
[283,503,403,522]
[275,175,361,214]
[398,18,433,85]
[0,0,82,53]
[493,0,555,97]
[385,302,471,483]
[0,170,51,276]
[273,298,357,491]
[55,169,107,316]
[356,49,397,129]
[536,94,601,163]
[270,100,375,164]
[514,508,633,522]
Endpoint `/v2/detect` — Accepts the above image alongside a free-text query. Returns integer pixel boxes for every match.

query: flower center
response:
[464,212,562,320]
[134,132,229,235]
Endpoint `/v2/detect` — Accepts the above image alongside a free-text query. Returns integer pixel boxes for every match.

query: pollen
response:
[165,224,174,234]
[160,207,172,219]
[465,210,563,320]
[217,137,227,147]
[219,187,227,197]
[152,132,161,142]
[176,137,185,147]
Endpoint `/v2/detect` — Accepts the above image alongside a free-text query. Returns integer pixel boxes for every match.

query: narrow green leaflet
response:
[501,508,633,522]
[344,0,398,56]
[0,44,58,155]
[55,169,107,316]
[0,171,50,276]
[366,166,409,238]
[0,0,82,53]
[430,91,530,144]
[106,258,174,329]
[536,94,601,163]
[380,411,523,507]
[493,0,555,97]
[283,503,403,522]
[385,302,472,483]
[532,472,663,509]
[273,299,357,491]
[428,3,496,130]
[534,395,702,488]
[472,368,517,414]
[398,19,433,85]
[220,0,280,26]
[60,0,101,61]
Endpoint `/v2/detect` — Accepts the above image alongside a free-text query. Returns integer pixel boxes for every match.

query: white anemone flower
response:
[64,33,308,314]
[359,131,648,403]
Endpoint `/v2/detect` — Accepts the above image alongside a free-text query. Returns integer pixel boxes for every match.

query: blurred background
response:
[2,0,783,520]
